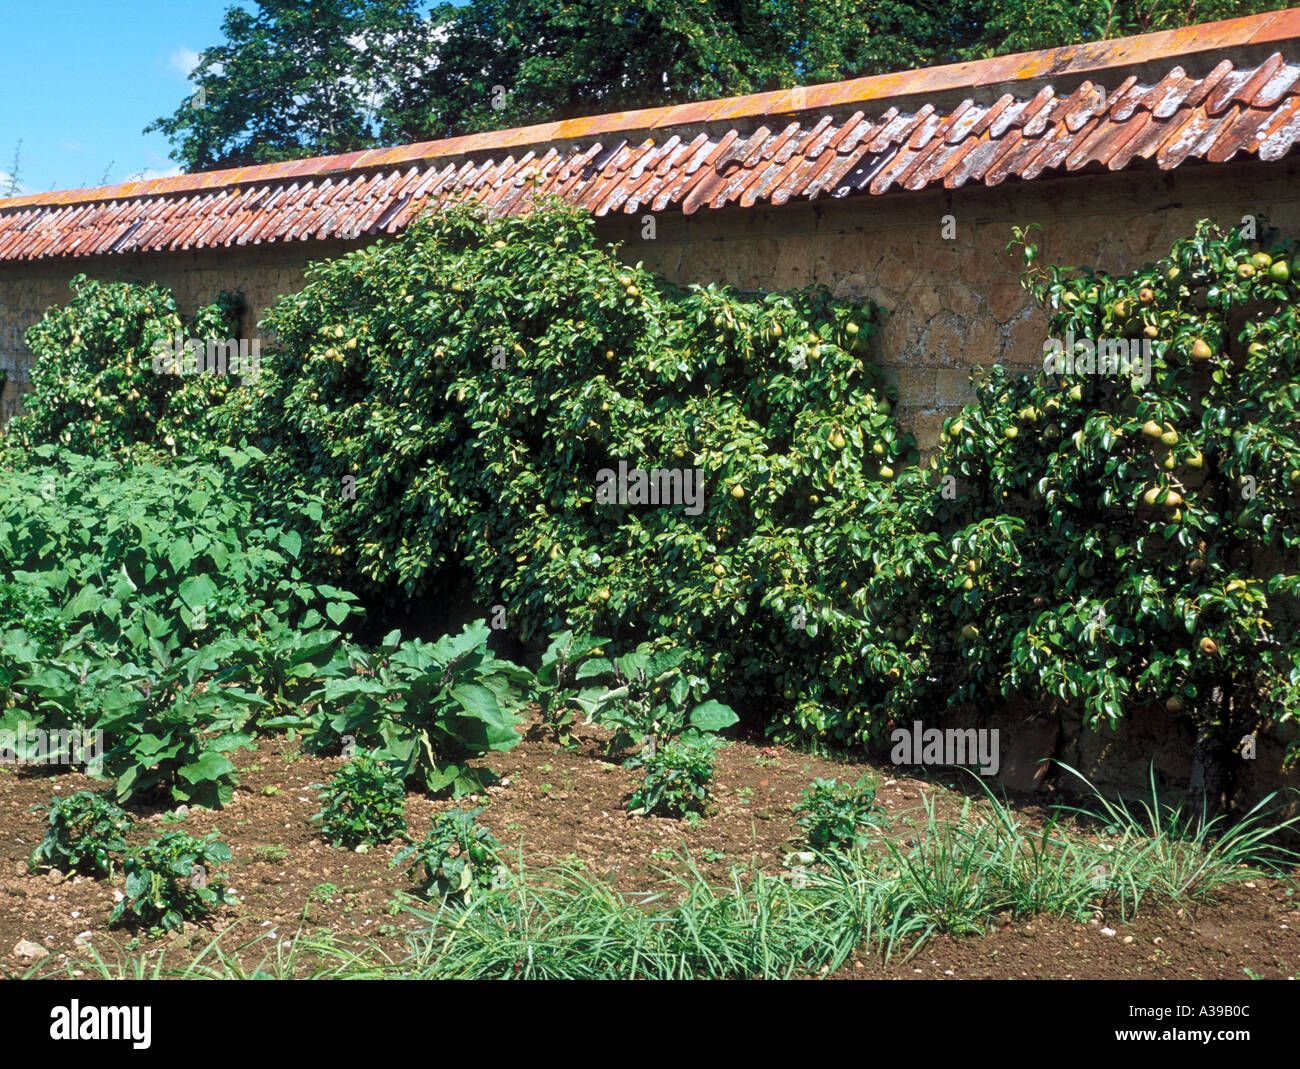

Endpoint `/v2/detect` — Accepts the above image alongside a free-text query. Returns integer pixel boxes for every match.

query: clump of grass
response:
[36,773,1297,979]
[1051,764,1300,920]
[394,852,901,979]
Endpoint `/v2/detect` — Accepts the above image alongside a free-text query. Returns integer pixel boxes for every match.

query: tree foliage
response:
[4,275,243,459]
[215,199,900,724]
[148,0,1286,172]
[838,218,1300,813]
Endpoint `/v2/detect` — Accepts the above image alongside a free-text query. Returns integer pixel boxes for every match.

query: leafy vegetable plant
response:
[627,735,723,822]
[574,640,738,760]
[110,830,238,933]
[28,790,134,878]
[312,752,408,848]
[392,806,505,903]
[793,776,888,854]
[311,621,530,797]
[535,629,609,747]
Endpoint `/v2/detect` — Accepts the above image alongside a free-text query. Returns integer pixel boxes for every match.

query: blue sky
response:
[0,0,248,195]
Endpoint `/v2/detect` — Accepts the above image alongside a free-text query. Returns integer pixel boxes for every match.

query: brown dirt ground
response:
[1,709,1296,979]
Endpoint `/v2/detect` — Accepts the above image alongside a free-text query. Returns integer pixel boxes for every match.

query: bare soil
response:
[2,711,1296,979]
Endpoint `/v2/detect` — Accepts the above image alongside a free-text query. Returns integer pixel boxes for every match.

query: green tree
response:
[149,1,1285,173]
[853,218,1300,818]
[144,0,434,170]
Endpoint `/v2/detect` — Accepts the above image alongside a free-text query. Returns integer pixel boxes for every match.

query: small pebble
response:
[13,939,48,960]
[1100,927,1116,937]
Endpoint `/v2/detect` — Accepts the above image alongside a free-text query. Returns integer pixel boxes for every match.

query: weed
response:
[251,844,288,862]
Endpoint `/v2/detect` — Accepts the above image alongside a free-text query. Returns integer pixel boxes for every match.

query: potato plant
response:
[534,629,610,747]
[0,448,361,806]
[793,776,888,854]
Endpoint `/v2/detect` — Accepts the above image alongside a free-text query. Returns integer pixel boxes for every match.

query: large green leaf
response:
[689,700,739,734]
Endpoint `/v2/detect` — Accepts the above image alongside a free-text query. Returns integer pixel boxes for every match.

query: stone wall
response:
[939,695,1300,816]
[0,239,360,423]
[3,156,1300,446]
[602,153,1300,451]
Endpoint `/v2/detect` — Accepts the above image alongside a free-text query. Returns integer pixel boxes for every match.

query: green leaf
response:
[689,700,738,734]
[178,574,218,611]
[279,530,303,558]
[178,752,235,784]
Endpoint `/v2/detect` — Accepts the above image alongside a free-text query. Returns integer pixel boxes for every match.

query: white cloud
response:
[168,47,202,78]
[125,166,185,183]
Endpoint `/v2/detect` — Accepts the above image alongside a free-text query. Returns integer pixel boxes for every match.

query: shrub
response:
[793,776,887,853]
[4,274,245,458]
[110,830,238,933]
[778,215,1300,811]
[29,791,134,878]
[628,735,723,821]
[218,200,904,724]
[392,807,505,903]
[312,753,408,848]
[917,218,1300,809]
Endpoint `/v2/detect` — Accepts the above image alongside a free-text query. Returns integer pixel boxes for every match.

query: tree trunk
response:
[1185,685,1239,823]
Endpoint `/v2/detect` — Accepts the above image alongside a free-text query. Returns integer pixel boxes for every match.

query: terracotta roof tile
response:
[1257,8,1300,43]
[7,12,1300,259]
